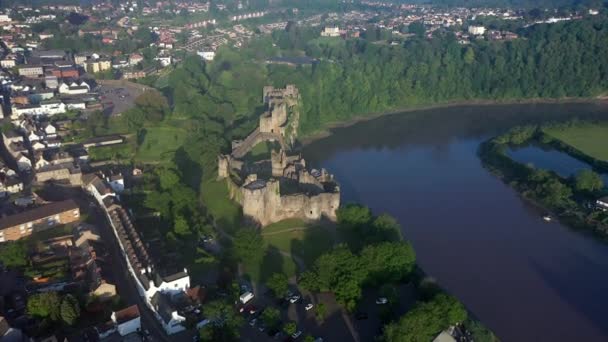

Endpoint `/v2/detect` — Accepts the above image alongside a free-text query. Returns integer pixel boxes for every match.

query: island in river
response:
[302,102,608,342]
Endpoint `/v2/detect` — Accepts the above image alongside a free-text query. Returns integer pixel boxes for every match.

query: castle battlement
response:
[218,85,340,227]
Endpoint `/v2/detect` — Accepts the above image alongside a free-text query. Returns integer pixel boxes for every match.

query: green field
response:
[89,143,135,162]
[262,219,335,267]
[244,141,280,162]
[135,126,187,162]
[543,124,608,161]
[201,179,242,235]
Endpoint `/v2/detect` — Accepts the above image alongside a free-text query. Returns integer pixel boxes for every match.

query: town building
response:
[468,25,486,35]
[0,199,80,242]
[18,65,44,77]
[321,26,341,37]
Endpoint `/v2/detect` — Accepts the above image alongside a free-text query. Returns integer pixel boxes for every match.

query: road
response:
[39,185,180,341]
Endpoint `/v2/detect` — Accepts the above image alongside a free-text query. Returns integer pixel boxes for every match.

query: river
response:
[302,103,608,342]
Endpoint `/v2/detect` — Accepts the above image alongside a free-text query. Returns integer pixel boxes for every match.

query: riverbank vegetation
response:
[479,120,608,236]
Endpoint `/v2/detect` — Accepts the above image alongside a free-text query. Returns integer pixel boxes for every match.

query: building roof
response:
[114,305,140,324]
[0,199,78,230]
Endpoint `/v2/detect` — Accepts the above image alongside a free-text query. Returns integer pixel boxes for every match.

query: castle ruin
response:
[217,85,340,227]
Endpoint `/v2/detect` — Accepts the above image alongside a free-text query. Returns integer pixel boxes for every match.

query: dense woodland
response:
[150,15,608,180]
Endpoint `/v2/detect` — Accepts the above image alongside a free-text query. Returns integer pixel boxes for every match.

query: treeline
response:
[166,16,608,144]
[479,124,608,236]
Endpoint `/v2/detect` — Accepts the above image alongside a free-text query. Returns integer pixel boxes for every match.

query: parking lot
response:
[96,80,150,117]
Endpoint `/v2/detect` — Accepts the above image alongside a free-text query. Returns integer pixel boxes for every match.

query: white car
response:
[249,318,257,326]
[305,303,314,311]
[289,295,301,303]
[376,297,388,305]
[292,330,302,339]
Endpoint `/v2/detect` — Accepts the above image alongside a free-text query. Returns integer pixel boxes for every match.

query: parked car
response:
[305,303,314,311]
[355,312,368,320]
[249,318,257,326]
[289,295,301,304]
[292,330,302,339]
[376,297,388,305]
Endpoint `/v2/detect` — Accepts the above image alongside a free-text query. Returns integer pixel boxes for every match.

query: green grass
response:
[89,143,136,162]
[201,179,242,235]
[543,124,608,161]
[262,219,335,267]
[244,141,280,163]
[28,224,74,244]
[135,126,187,162]
[242,248,297,282]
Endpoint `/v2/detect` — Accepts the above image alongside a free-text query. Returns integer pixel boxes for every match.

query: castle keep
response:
[218,85,340,226]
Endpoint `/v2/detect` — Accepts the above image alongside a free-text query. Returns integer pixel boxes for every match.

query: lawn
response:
[543,124,608,161]
[244,141,280,163]
[242,247,297,282]
[135,126,187,163]
[201,179,242,235]
[262,219,335,267]
[89,143,136,162]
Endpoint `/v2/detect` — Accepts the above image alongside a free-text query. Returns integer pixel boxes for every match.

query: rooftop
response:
[0,199,78,230]
[114,304,140,324]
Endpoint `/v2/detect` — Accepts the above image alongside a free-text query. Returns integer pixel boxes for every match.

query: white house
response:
[197,50,215,61]
[28,131,42,142]
[58,82,90,95]
[112,305,141,336]
[11,101,66,118]
[34,155,50,169]
[44,123,57,137]
[154,56,172,67]
[32,141,46,151]
[468,25,486,36]
[151,292,187,335]
[87,176,116,203]
[16,154,32,171]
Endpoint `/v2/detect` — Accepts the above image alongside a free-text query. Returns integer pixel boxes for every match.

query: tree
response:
[314,303,327,322]
[0,240,28,268]
[283,321,297,336]
[574,169,604,193]
[260,307,281,329]
[60,294,80,326]
[360,242,416,285]
[134,90,169,122]
[199,300,244,341]
[27,292,61,321]
[408,21,426,37]
[381,294,467,342]
[233,228,266,265]
[266,273,289,298]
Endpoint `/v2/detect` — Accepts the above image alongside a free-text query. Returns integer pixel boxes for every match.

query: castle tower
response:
[218,155,230,179]
[271,149,287,177]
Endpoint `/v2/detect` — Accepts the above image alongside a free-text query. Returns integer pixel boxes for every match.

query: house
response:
[35,164,82,185]
[82,135,124,148]
[321,26,341,37]
[44,123,57,136]
[18,65,44,77]
[129,53,144,65]
[113,305,141,336]
[84,175,115,203]
[468,25,486,36]
[16,154,32,171]
[28,131,42,142]
[0,199,80,242]
[151,292,187,334]
[0,165,23,197]
[34,154,50,169]
[58,81,90,95]
[32,141,46,151]
[154,56,172,67]
[108,174,124,193]
[197,50,215,61]
[596,197,608,211]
